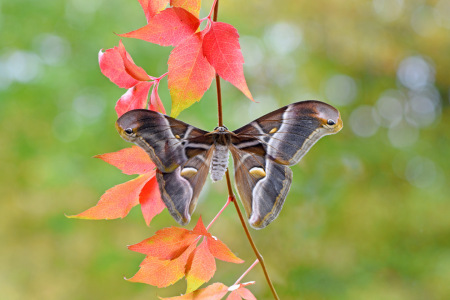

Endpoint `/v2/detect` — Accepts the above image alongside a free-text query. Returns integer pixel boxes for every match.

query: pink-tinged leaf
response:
[128,243,196,287]
[168,32,215,117]
[192,216,209,236]
[119,7,200,47]
[203,22,253,101]
[115,81,153,117]
[185,240,216,293]
[118,40,151,81]
[170,0,201,17]
[139,176,166,226]
[149,83,166,114]
[160,282,229,300]
[69,173,152,220]
[128,226,198,260]
[99,47,140,89]
[94,146,155,175]
[207,236,244,264]
[226,291,240,300]
[227,287,256,300]
[138,0,169,22]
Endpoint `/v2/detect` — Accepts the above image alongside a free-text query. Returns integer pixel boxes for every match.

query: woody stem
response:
[213,2,279,299]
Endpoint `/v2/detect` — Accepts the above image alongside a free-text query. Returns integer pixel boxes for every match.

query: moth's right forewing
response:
[116,110,209,172]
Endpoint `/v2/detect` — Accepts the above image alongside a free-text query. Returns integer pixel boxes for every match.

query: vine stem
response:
[213,3,279,299]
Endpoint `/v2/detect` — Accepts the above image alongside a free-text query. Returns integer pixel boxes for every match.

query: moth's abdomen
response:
[210,144,229,182]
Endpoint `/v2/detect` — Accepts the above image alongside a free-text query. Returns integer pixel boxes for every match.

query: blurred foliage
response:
[1,0,449,299]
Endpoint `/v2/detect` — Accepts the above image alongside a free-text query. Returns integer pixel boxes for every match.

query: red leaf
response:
[99,46,140,89]
[207,236,244,264]
[149,82,166,114]
[227,287,256,300]
[160,282,229,300]
[129,243,196,287]
[138,0,169,22]
[170,0,201,17]
[69,173,152,220]
[117,40,151,82]
[94,146,155,175]
[115,81,153,117]
[203,22,253,101]
[185,239,216,293]
[168,32,215,117]
[128,226,198,260]
[139,176,166,226]
[119,7,200,47]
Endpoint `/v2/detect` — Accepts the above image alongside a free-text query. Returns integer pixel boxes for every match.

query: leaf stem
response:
[234,259,259,286]
[206,196,231,231]
[155,72,168,82]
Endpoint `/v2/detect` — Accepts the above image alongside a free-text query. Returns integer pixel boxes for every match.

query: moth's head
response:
[213,126,229,133]
[310,101,343,134]
[116,110,147,142]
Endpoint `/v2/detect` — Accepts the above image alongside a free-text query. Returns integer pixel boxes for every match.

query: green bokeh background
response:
[1,0,449,299]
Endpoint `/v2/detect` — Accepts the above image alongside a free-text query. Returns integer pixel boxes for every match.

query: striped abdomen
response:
[210,144,229,181]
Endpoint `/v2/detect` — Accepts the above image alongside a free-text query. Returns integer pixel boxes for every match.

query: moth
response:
[116,100,343,229]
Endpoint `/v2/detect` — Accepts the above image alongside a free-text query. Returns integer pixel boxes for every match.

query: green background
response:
[1,0,449,299]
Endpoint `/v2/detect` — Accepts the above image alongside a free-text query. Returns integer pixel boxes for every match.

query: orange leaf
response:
[207,236,244,264]
[138,0,169,22]
[192,216,209,236]
[128,226,198,260]
[170,0,201,17]
[203,22,253,101]
[128,243,196,287]
[139,176,166,226]
[69,173,152,220]
[95,146,155,175]
[160,282,229,300]
[168,32,215,117]
[119,7,200,47]
[185,239,216,293]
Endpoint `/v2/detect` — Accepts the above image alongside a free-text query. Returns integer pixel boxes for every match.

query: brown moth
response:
[116,100,343,229]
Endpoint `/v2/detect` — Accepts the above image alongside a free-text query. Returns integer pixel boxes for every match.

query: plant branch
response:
[213,2,279,299]
[227,186,280,300]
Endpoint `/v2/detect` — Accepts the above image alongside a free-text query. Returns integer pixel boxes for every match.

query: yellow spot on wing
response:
[249,167,266,178]
[175,134,181,139]
[269,127,278,134]
[181,167,198,178]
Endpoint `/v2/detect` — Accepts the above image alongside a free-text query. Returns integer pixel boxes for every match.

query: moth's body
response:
[209,127,231,182]
[116,100,343,229]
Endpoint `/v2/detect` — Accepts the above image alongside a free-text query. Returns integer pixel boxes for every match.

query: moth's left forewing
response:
[234,100,342,166]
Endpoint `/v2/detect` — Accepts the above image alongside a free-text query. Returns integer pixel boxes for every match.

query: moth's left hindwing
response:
[116,110,214,225]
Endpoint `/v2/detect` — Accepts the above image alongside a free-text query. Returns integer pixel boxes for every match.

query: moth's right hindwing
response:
[157,148,214,225]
